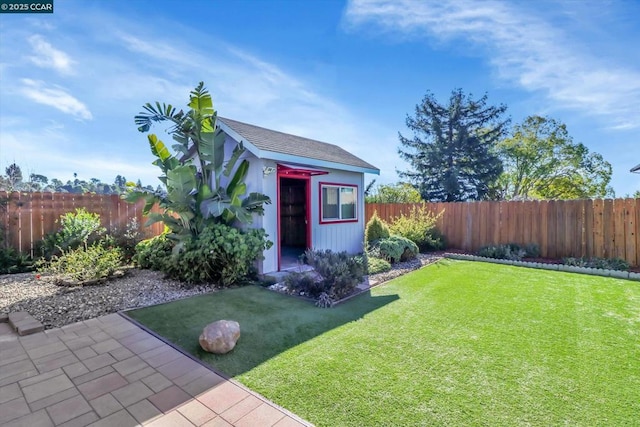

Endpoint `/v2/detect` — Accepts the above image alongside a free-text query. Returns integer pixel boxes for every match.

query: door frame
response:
[277,171,312,271]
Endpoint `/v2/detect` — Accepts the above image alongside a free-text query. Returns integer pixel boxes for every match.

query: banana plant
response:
[125,82,270,248]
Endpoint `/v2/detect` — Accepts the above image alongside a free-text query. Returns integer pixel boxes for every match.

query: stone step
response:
[8,311,44,336]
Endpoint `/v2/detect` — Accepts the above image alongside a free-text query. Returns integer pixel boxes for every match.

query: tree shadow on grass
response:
[125,285,399,377]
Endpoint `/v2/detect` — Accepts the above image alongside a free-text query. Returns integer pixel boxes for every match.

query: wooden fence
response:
[1,192,164,256]
[366,199,640,267]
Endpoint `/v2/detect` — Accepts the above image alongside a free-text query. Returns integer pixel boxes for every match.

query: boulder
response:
[199,320,240,354]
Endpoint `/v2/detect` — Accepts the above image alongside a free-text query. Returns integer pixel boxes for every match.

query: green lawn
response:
[127,260,640,426]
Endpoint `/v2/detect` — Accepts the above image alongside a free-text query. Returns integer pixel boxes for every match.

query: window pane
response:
[322,187,339,219]
[340,187,356,219]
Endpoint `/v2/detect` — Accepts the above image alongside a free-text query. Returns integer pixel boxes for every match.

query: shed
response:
[216,117,379,274]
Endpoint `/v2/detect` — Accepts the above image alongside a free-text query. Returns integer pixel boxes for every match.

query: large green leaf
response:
[188,82,214,117]
[227,159,249,197]
[148,134,171,162]
[223,142,245,177]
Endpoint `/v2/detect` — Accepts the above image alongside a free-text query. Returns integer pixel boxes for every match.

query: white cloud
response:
[344,0,640,129]
[20,79,92,120]
[27,34,75,75]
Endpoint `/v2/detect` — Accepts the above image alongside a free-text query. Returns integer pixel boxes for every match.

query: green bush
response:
[367,256,391,274]
[388,205,444,251]
[105,218,143,263]
[134,233,174,270]
[563,256,629,271]
[0,247,34,274]
[285,272,326,298]
[41,208,106,258]
[477,243,539,261]
[39,244,123,284]
[137,224,272,286]
[365,211,390,244]
[372,235,419,263]
[304,249,366,300]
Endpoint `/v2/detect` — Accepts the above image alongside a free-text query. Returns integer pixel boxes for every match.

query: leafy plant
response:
[304,249,366,300]
[365,211,390,244]
[0,247,34,274]
[367,256,391,274]
[105,217,143,263]
[41,208,106,258]
[39,244,123,284]
[125,82,271,253]
[477,243,539,261]
[371,235,419,263]
[134,232,174,270]
[388,205,444,251]
[285,272,326,298]
[563,256,629,271]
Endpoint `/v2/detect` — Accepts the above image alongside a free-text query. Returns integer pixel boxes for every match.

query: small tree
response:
[126,82,270,251]
[365,182,423,203]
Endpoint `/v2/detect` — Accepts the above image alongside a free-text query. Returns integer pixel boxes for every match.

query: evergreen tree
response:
[398,89,509,201]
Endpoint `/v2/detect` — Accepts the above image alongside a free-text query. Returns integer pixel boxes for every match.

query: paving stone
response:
[58,411,99,427]
[0,396,31,424]
[85,409,137,427]
[72,366,115,386]
[64,336,96,351]
[34,350,80,373]
[145,410,193,427]
[72,347,98,361]
[0,359,37,382]
[180,373,224,398]
[173,366,211,387]
[0,351,28,368]
[220,395,262,424]
[83,353,117,372]
[273,416,307,427]
[19,368,64,387]
[89,393,123,418]
[148,385,193,413]
[126,399,163,425]
[138,346,183,368]
[90,339,121,355]
[3,409,54,427]
[112,355,149,377]
[45,395,93,425]
[108,346,134,361]
[118,331,149,346]
[141,373,173,393]
[77,371,128,401]
[156,357,201,381]
[16,321,45,336]
[24,340,67,360]
[111,381,154,407]
[125,366,157,382]
[201,417,232,427]
[22,374,74,403]
[0,369,39,388]
[0,344,27,364]
[178,399,218,425]
[63,361,91,379]
[124,336,165,354]
[198,382,248,414]
[0,383,22,404]
[19,333,58,350]
[29,387,80,412]
[234,403,285,427]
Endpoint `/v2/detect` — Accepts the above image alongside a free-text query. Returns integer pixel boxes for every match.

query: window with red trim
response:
[320,183,358,223]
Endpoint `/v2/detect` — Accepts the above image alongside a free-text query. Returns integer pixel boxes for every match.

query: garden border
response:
[444,253,640,281]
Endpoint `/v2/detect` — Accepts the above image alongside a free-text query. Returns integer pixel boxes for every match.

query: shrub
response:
[477,243,539,261]
[372,235,419,263]
[388,206,444,251]
[41,208,106,258]
[563,256,629,271]
[365,211,390,244]
[0,247,34,274]
[285,272,326,298]
[134,233,173,270]
[137,224,272,286]
[105,218,143,263]
[304,249,366,300]
[39,244,123,284]
[367,256,391,274]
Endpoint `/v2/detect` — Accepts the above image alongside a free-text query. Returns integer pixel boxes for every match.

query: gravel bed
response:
[0,254,444,330]
[0,269,217,329]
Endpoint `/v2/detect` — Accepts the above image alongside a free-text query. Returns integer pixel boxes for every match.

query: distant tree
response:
[364,179,377,197]
[4,163,23,191]
[114,175,127,188]
[634,190,640,198]
[366,182,423,203]
[398,89,508,201]
[495,116,614,200]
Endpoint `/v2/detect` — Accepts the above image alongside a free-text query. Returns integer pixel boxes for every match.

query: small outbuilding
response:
[216,117,379,274]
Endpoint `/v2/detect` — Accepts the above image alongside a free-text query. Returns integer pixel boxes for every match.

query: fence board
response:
[365,199,639,267]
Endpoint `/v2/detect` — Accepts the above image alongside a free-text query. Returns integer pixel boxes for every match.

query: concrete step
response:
[8,311,44,336]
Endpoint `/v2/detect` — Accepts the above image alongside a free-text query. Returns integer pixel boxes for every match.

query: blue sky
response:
[0,0,638,196]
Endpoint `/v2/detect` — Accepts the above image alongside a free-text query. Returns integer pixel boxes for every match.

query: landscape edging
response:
[443,253,637,281]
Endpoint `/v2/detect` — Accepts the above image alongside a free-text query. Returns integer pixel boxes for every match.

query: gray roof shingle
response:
[218,117,378,173]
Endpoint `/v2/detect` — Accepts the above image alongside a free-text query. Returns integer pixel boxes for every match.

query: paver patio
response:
[0,313,311,427]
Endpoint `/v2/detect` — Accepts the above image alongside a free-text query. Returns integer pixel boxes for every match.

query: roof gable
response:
[217,117,379,174]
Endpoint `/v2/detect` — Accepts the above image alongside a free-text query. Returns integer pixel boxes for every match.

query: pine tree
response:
[398,89,509,201]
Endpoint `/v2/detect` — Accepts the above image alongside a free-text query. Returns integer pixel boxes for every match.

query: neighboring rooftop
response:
[218,117,379,174]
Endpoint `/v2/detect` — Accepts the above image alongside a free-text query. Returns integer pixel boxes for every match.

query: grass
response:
[127,260,640,426]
